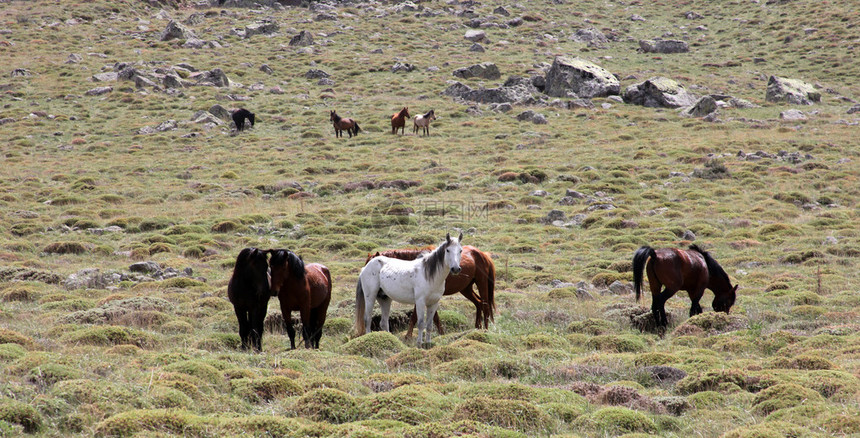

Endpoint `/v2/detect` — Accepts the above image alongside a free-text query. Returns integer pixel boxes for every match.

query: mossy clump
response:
[433,358,487,380]
[821,414,860,435]
[340,332,405,359]
[231,376,303,402]
[437,310,469,332]
[60,325,157,348]
[586,334,647,353]
[43,241,89,254]
[0,329,34,348]
[27,363,82,387]
[163,360,223,386]
[567,318,615,335]
[195,333,241,351]
[686,391,726,409]
[0,400,43,433]
[521,333,569,350]
[453,397,551,433]
[752,383,824,416]
[633,352,679,367]
[385,348,429,370]
[149,386,193,409]
[789,305,826,319]
[323,317,352,335]
[0,343,27,362]
[574,407,656,435]
[1,286,36,302]
[51,379,136,407]
[672,312,747,335]
[457,383,538,402]
[675,369,752,394]
[292,388,358,423]
[361,385,453,425]
[94,409,201,437]
[722,421,814,438]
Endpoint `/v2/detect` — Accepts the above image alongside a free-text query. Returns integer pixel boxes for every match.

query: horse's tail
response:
[632,246,655,302]
[355,279,366,335]
[476,250,497,322]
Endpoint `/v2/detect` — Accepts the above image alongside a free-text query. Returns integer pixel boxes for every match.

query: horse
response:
[330,110,361,138]
[227,248,273,351]
[391,107,410,135]
[269,249,332,349]
[232,108,255,132]
[633,244,738,329]
[356,233,463,346]
[413,109,437,136]
[365,245,495,337]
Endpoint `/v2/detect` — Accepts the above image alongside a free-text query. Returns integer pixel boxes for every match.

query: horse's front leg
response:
[415,297,427,346]
[425,301,441,346]
[300,303,312,349]
[284,311,296,350]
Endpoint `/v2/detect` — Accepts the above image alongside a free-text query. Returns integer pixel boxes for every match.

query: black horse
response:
[227,247,272,351]
[232,108,256,132]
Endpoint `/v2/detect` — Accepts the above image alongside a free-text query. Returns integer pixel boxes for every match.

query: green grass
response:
[0,0,858,436]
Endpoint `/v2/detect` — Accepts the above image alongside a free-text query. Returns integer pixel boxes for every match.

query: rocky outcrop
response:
[639,39,689,53]
[622,77,698,108]
[682,95,717,117]
[442,76,539,105]
[453,62,501,80]
[243,20,279,38]
[160,20,196,41]
[766,76,820,105]
[288,30,313,47]
[544,56,619,98]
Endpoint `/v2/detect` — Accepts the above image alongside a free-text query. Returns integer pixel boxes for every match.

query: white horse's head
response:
[445,232,463,275]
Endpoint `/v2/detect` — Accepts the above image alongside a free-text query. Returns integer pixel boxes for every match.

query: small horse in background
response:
[356,233,463,346]
[633,244,737,330]
[232,108,255,132]
[366,244,495,337]
[413,109,437,136]
[269,249,332,349]
[391,107,410,135]
[227,248,273,351]
[330,110,361,138]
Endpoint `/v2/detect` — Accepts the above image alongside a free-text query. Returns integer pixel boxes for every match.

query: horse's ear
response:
[446,233,451,242]
[732,284,739,294]
[458,232,463,242]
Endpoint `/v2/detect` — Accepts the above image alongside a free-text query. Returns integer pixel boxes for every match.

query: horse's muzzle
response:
[450,267,462,275]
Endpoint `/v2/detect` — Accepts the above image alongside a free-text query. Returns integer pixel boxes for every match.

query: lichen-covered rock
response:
[160,20,196,41]
[544,56,620,98]
[622,77,698,108]
[682,95,718,117]
[766,76,820,105]
[289,30,313,47]
[453,62,501,80]
[639,39,689,53]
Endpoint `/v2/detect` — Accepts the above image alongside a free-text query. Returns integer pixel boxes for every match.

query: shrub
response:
[292,388,358,423]
[0,401,42,433]
[453,397,551,433]
[340,332,405,359]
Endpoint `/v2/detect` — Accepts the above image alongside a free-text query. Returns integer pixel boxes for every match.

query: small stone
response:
[85,86,112,96]
[130,261,161,274]
[464,29,486,42]
[682,230,696,241]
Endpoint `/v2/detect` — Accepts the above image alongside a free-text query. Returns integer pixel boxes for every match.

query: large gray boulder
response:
[194,68,230,87]
[160,20,196,41]
[544,56,620,98]
[569,28,608,44]
[639,39,689,53]
[209,104,232,122]
[682,95,717,117]
[622,77,698,108]
[766,76,820,105]
[244,20,279,38]
[289,30,313,47]
[442,79,537,105]
[453,62,501,80]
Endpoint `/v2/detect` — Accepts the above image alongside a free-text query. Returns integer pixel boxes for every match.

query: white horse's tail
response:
[355,279,366,335]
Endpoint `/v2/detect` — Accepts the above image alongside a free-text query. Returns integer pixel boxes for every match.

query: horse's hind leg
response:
[251,303,267,352]
[284,311,297,350]
[406,307,418,339]
[378,295,392,332]
[235,307,251,350]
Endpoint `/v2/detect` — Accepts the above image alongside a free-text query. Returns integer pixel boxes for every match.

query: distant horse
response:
[633,244,738,329]
[232,108,255,132]
[356,233,463,346]
[413,109,437,136]
[330,110,361,138]
[391,107,410,135]
[227,247,272,351]
[269,249,332,349]
[366,245,495,337]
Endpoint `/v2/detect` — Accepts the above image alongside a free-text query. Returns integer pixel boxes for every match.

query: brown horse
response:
[413,109,436,136]
[365,245,495,337]
[633,244,737,329]
[391,107,410,135]
[330,110,360,138]
[269,249,332,349]
[227,248,272,352]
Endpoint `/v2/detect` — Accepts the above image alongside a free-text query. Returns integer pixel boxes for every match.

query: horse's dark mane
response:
[689,244,731,287]
[331,111,341,123]
[422,240,449,281]
[423,109,434,118]
[272,249,305,280]
[230,247,269,298]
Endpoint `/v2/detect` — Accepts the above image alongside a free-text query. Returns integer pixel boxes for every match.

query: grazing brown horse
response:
[269,249,332,349]
[227,248,273,351]
[330,110,361,138]
[413,109,436,136]
[365,245,496,337]
[633,244,737,329]
[391,107,410,135]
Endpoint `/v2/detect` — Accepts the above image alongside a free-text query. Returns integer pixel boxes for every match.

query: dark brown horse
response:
[365,245,495,337]
[227,248,272,351]
[633,244,737,329]
[391,107,410,135]
[330,110,360,138]
[269,249,332,349]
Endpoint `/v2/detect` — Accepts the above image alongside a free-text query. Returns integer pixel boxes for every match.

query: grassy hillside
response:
[0,0,858,436]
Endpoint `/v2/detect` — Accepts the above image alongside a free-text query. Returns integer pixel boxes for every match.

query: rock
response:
[629,14,646,21]
[11,68,32,77]
[130,261,161,274]
[92,72,118,82]
[196,68,230,87]
[622,77,698,108]
[244,20,279,38]
[391,62,415,73]
[516,110,547,124]
[442,79,536,105]
[260,64,273,75]
[566,189,586,198]
[493,6,510,16]
[64,269,107,290]
[608,280,632,295]
[181,38,210,49]
[779,109,807,120]
[468,43,485,52]
[160,20,196,41]
[453,62,500,80]
[464,29,486,42]
[209,104,232,122]
[541,210,566,224]
[183,12,205,25]
[531,190,548,197]
[544,56,620,98]
[191,111,223,125]
[766,76,820,105]
[490,102,512,112]
[684,11,703,19]
[569,27,608,44]
[507,17,524,27]
[558,196,576,205]
[315,13,337,21]
[847,104,860,114]
[682,95,717,117]
[138,120,177,134]
[682,230,696,241]
[289,30,313,47]
[135,75,159,89]
[85,86,112,96]
[318,78,334,86]
[639,39,689,53]
[728,97,757,108]
[66,53,82,64]
[305,69,330,79]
